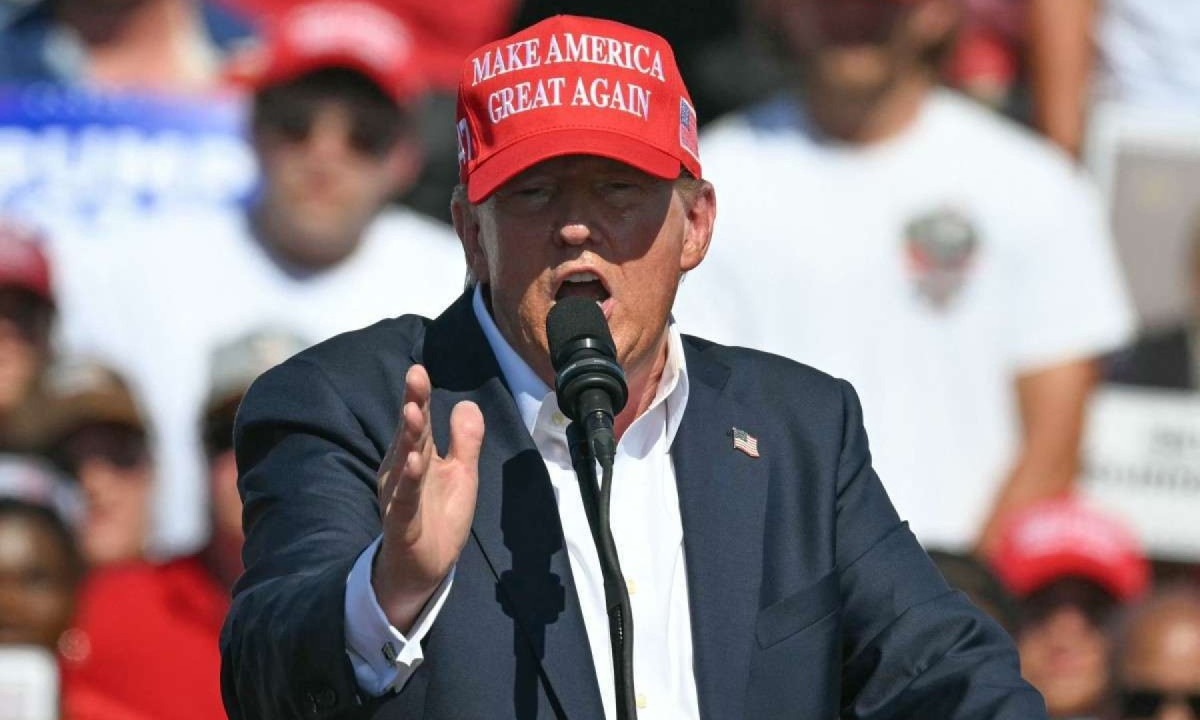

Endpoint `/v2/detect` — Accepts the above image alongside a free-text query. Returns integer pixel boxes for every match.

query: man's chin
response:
[275,220,364,267]
[811,50,895,97]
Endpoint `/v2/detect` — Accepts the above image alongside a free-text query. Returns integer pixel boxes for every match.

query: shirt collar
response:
[472,285,551,435]
[471,285,690,449]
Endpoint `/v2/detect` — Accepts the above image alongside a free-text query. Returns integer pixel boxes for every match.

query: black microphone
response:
[546,296,638,720]
[546,297,628,467]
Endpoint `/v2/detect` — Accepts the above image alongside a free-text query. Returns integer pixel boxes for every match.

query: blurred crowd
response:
[0,0,1197,718]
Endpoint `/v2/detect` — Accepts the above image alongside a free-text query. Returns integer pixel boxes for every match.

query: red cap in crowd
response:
[227,1,425,104]
[456,15,702,203]
[0,220,53,305]
[989,498,1150,602]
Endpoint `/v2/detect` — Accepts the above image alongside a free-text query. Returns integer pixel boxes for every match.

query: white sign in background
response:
[0,83,257,245]
[1080,385,1200,560]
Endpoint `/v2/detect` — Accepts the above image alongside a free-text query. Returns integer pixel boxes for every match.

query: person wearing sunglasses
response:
[56,328,308,720]
[39,357,153,569]
[237,8,427,274]
[0,221,57,454]
[1112,587,1200,720]
[989,498,1150,720]
[42,1,468,559]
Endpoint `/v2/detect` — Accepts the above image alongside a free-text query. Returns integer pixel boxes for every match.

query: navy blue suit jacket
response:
[220,291,1046,719]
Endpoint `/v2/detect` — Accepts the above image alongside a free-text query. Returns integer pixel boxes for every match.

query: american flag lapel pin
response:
[730,427,760,458]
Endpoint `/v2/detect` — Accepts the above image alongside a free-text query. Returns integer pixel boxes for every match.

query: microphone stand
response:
[567,422,638,720]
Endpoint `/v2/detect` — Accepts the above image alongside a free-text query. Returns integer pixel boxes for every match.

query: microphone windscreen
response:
[546,297,615,370]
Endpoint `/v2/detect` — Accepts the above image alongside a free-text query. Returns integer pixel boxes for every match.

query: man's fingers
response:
[382,365,433,502]
[398,365,433,454]
[403,364,432,408]
[446,400,485,470]
[406,364,435,459]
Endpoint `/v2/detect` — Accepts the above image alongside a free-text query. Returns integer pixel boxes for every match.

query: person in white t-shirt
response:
[673,0,1134,555]
[52,2,466,557]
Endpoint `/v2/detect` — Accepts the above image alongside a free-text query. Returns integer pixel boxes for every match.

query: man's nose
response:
[558,221,592,246]
[554,187,598,247]
[305,113,354,159]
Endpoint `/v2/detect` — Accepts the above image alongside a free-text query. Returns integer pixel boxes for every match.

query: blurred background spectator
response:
[1027,0,1200,159]
[0,0,254,90]
[1111,586,1200,720]
[0,455,81,650]
[197,326,306,589]
[0,221,56,453]
[990,498,1149,720]
[673,0,1134,557]
[0,454,82,719]
[55,0,466,557]
[39,356,153,568]
[57,327,304,720]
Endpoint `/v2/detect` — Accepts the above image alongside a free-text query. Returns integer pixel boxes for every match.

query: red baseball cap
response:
[989,498,1149,602]
[0,220,53,304]
[456,15,702,203]
[227,1,425,105]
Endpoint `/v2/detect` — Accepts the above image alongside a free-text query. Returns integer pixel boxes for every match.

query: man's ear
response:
[451,191,490,284]
[680,180,717,273]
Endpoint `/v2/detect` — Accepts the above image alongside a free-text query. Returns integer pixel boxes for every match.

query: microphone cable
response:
[568,424,637,720]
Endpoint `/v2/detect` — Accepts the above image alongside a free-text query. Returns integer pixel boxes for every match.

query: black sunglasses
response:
[1119,687,1200,718]
[0,288,52,342]
[1019,577,1119,631]
[52,423,148,478]
[265,98,401,158]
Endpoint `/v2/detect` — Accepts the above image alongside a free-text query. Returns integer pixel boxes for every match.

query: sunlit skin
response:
[453,155,716,437]
[253,103,416,271]
[0,513,78,649]
[1118,594,1200,720]
[369,156,717,631]
[1018,602,1111,718]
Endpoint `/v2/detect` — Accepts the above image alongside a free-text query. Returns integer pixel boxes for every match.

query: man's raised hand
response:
[372,364,484,632]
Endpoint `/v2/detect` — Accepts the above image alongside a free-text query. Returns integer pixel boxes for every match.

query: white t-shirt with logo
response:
[51,206,466,555]
[674,90,1134,552]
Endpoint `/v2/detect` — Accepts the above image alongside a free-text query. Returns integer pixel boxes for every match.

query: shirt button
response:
[626,579,638,595]
[552,411,568,426]
[636,693,648,709]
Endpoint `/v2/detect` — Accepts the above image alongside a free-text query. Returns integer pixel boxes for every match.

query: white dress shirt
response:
[343,286,702,719]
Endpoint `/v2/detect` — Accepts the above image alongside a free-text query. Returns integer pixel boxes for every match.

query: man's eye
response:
[511,185,551,199]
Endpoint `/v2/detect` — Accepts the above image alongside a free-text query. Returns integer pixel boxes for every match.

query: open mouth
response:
[555,271,611,306]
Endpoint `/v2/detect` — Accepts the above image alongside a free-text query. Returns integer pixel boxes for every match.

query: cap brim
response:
[252,53,415,105]
[1000,550,1146,601]
[466,127,683,203]
[0,278,53,306]
[42,394,146,447]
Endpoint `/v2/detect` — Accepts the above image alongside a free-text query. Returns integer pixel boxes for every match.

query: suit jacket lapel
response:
[673,340,769,720]
[420,292,605,719]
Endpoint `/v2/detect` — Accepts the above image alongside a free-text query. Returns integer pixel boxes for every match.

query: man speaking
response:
[220,15,1046,720]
